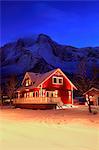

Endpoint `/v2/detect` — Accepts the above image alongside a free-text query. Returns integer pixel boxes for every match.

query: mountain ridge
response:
[0,34,99,79]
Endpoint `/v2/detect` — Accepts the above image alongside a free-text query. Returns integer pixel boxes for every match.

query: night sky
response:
[1,1,99,47]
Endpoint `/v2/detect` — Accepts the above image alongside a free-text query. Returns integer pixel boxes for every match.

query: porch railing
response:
[13,97,61,104]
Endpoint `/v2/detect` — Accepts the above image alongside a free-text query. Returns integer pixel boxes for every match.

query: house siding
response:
[41,72,73,104]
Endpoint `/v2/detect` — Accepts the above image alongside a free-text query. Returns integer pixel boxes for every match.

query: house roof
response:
[32,69,57,88]
[19,68,77,91]
[83,87,99,95]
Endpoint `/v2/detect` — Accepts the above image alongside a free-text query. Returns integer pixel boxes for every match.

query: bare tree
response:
[0,85,4,107]
[6,75,17,106]
[74,58,98,113]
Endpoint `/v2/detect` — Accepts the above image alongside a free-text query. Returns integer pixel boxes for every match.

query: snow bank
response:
[0,106,99,150]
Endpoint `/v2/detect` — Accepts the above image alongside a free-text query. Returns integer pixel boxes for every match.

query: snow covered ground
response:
[0,106,99,150]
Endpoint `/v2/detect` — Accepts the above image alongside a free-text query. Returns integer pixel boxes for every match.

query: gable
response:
[36,68,77,89]
[84,87,99,95]
[22,72,33,86]
[33,69,56,87]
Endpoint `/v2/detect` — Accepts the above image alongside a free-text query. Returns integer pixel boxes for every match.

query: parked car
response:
[74,97,86,105]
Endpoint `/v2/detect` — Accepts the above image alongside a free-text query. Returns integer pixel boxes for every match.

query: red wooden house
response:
[13,68,77,109]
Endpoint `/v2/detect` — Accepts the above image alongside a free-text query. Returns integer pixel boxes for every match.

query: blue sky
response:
[1,1,99,47]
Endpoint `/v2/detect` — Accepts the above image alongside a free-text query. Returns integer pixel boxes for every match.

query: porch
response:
[13,97,61,104]
[13,97,62,109]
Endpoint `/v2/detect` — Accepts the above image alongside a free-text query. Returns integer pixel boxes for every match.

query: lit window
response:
[26,79,31,86]
[26,81,28,86]
[30,92,34,97]
[24,92,29,98]
[27,92,29,97]
[55,90,58,97]
[30,92,32,97]
[24,93,27,98]
[89,96,93,101]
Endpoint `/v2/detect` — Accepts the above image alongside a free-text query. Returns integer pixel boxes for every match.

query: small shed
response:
[84,87,99,106]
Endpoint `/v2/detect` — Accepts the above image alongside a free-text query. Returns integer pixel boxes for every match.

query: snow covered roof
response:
[33,69,57,88]
[20,68,77,90]
[83,87,99,95]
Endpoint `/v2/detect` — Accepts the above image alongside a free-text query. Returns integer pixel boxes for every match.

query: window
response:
[46,92,49,97]
[59,78,63,84]
[53,77,57,83]
[26,80,29,86]
[42,89,46,97]
[35,91,38,97]
[51,93,54,97]
[54,90,58,97]
[24,93,27,98]
[24,92,29,98]
[27,92,29,97]
[25,79,31,86]
[30,92,34,97]
[52,76,63,85]
[30,92,32,97]
[33,92,35,97]
[46,91,56,97]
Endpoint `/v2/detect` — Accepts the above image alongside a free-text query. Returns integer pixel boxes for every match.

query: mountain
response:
[0,34,99,80]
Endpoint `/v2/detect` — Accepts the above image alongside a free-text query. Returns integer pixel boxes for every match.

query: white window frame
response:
[52,76,63,85]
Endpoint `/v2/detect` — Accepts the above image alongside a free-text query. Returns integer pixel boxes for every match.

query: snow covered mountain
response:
[1,34,99,78]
